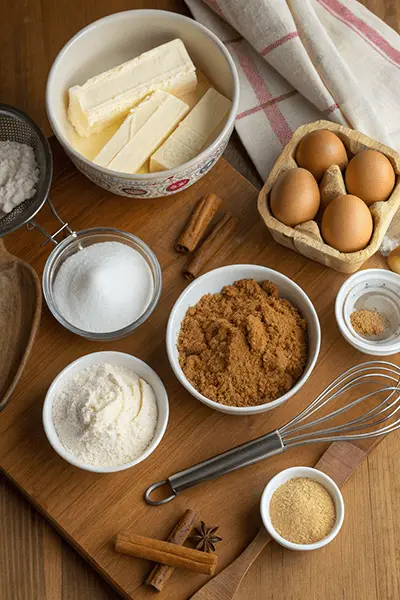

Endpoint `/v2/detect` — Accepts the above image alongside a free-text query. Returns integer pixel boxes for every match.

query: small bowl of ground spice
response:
[260,466,344,551]
[335,269,400,356]
[167,264,321,415]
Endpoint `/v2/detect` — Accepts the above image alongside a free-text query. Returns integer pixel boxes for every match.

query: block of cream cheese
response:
[68,39,197,137]
[149,88,231,172]
[94,91,189,174]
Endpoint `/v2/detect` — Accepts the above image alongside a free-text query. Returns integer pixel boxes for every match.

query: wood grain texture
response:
[1,134,399,600]
[0,238,42,411]
[190,441,371,600]
[0,1,399,600]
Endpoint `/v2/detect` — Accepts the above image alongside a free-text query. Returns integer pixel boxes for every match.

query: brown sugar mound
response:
[177,279,309,407]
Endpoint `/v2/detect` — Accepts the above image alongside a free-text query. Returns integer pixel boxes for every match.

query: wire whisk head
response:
[280,361,400,448]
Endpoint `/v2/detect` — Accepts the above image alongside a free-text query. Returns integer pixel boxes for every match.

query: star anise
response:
[189,521,222,553]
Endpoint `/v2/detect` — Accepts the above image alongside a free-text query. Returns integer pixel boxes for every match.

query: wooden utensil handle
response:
[222,527,271,580]
[189,441,373,600]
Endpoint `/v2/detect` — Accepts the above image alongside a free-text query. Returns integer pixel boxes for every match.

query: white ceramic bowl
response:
[166,264,321,415]
[260,466,345,551]
[46,10,239,198]
[335,269,400,356]
[42,351,169,473]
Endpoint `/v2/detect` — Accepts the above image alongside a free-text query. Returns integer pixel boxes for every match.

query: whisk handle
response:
[145,431,284,505]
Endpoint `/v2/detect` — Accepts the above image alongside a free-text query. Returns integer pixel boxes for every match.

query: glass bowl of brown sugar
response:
[166,264,321,415]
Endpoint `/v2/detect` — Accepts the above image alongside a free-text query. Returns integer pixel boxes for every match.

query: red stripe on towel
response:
[260,32,299,55]
[232,46,293,144]
[236,90,298,120]
[318,0,400,68]
[322,102,340,115]
[205,0,225,19]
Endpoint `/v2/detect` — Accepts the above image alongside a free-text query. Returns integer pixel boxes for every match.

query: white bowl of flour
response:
[43,351,168,473]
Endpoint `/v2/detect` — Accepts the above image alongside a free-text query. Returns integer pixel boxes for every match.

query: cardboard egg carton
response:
[258,120,400,273]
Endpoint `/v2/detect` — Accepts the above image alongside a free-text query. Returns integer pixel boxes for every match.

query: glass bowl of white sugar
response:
[43,227,162,340]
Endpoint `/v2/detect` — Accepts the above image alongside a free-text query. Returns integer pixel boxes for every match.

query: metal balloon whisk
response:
[145,361,400,505]
[281,361,400,448]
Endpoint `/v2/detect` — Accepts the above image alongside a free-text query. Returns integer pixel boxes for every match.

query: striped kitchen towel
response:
[186,0,400,181]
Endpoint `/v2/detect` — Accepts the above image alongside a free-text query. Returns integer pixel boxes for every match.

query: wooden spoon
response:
[189,441,370,600]
[0,238,41,411]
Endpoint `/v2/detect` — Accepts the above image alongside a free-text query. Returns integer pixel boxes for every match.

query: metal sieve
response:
[0,104,74,243]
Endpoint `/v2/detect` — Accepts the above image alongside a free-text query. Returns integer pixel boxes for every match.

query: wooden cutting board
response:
[0,139,397,600]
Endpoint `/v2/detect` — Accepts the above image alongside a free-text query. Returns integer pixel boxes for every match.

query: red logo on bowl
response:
[167,178,190,192]
[121,187,149,197]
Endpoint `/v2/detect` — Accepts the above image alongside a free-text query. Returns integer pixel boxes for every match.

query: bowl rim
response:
[166,264,321,415]
[45,9,240,180]
[42,227,162,341]
[335,268,400,356]
[42,351,169,473]
[260,466,345,551]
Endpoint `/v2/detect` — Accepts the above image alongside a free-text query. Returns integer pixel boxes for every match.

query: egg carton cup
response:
[258,120,400,273]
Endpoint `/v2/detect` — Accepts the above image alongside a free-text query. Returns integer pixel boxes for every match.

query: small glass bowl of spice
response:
[335,269,400,356]
[43,227,161,341]
[260,466,344,551]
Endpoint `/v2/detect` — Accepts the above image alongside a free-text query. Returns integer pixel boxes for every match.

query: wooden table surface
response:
[1,1,399,599]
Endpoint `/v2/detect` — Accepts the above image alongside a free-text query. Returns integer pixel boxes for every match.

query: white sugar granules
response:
[53,241,154,333]
[52,363,158,467]
[0,140,39,214]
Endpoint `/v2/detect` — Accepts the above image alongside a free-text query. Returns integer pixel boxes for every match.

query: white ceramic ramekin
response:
[42,351,169,473]
[46,10,239,198]
[335,269,400,356]
[166,264,321,415]
[260,466,345,551]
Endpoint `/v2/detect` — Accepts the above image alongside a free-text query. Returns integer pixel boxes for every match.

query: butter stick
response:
[68,39,197,137]
[150,88,231,172]
[94,91,189,174]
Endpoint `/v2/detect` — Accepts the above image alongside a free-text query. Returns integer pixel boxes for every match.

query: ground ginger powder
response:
[270,478,336,544]
[177,279,308,407]
[350,308,386,337]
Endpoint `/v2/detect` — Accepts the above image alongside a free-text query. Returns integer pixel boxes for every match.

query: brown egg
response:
[270,168,320,227]
[295,130,348,181]
[388,246,400,274]
[345,149,395,205]
[321,194,373,253]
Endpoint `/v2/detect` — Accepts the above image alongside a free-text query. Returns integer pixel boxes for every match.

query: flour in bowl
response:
[0,140,39,214]
[52,363,158,467]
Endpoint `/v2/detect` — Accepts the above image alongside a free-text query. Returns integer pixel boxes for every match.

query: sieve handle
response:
[144,430,284,506]
[27,198,76,247]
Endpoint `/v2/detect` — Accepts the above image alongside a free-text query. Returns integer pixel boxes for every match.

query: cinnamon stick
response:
[184,213,238,281]
[115,533,217,576]
[145,509,198,592]
[175,193,222,253]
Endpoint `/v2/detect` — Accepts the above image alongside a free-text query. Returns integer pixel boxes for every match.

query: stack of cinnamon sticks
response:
[114,509,217,593]
[175,193,238,281]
